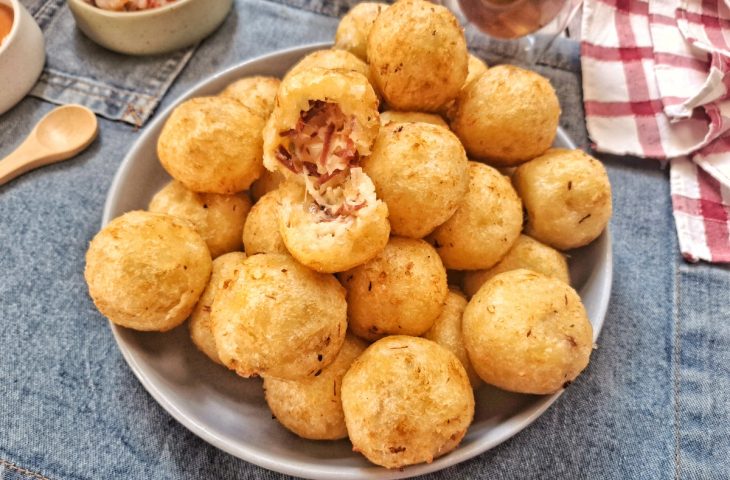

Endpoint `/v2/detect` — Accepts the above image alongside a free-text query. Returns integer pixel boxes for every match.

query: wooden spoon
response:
[0,104,98,186]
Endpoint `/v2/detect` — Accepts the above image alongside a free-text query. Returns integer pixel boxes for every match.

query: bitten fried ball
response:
[157,96,266,194]
[250,169,285,201]
[463,269,593,394]
[379,110,448,128]
[450,65,560,166]
[148,180,252,258]
[189,252,247,365]
[334,2,389,60]
[428,162,522,270]
[462,235,569,298]
[264,334,367,440]
[363,122,468,238]
[513,148,612,250]
[219,76,281,119]
[339,237,448,341]
[278,178,390,273]
[341,336,474,469]
[242,189,288,255]
[283,49,374,88]
[423,289,481,388]
[368,0,468,111]
[85,211,212,332]
[211,254,347,380]
[263,68,387,273]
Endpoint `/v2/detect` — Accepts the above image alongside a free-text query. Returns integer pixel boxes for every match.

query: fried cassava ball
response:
[462,234,569,298]
[334,2,389,60]
[379,110,448,128]
[341,336,474,469]
[189,251,247,365]
[158,96,266,194]
[428,162,522,270]
[339,237,448,341]
[368,0,468,111]
[423,289,481,388]
[450,65,559,166]
[148,180,251,259]
[85,211,211,331]
[211,253,347,380]
[283,48,375,89]
[242,189,288,255]
[463,269,593,394]
[219,76,281,119]
[363,122,469,238]
[264,334,367,440]
[513,148,612,250]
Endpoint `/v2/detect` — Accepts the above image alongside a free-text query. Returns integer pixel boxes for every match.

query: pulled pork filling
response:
[276,100,368,220]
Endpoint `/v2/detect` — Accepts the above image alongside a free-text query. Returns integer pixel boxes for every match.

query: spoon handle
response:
[0,137,54,186]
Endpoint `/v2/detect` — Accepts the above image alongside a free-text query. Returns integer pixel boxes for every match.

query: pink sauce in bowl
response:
[83,0,176,11]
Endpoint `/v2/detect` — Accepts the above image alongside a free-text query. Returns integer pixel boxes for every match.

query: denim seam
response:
[0,459,52,480]
[40,69,159,104]
[672,262,682,480]
[31,0,65,30]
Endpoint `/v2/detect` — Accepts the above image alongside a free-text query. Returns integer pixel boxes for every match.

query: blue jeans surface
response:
[1,0,729,479]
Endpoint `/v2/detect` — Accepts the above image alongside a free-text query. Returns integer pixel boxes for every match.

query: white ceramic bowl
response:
[67,0,232,56]
[102,43,613,479]
[0,0,45,116]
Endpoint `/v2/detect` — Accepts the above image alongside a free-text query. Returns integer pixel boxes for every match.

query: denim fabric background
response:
[1,0,729,479]
[23,0,196,125]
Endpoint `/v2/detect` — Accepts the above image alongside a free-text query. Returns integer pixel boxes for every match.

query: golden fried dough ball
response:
[379,110,448,128]
[342,336,474,468]
[263,68,380,179]
[368,0,468,111]
[211,254,347,380]
[463,269,593,394]
[250,169,284,202]
[264,334,367,440]
[423,289,481,388]
[278,179,389,273]
[219,76,281,119]
[513,148,612,250]
[189,252,247,364]
[242,189,288,255]
[339,237,447,341]
[441,53,489,119]
[283,49,374,88]
[334,2,389,60]
[148,180,251,259]
[465,53,488,86]
[363,122,468,238]
[428,162,522,270]
[450,65,560,166]
[158,96,266,194]
[462,235,569,298]
[85,211,212,332]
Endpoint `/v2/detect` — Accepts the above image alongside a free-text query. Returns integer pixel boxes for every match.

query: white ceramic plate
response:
[102,43,612,480]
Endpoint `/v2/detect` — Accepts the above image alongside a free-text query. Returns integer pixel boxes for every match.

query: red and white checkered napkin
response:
[581,0,730,262]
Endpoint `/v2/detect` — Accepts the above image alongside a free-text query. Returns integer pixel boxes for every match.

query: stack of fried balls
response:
[84,0,612,470]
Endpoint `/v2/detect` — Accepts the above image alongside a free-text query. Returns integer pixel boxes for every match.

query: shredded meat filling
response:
[278,100,367,219]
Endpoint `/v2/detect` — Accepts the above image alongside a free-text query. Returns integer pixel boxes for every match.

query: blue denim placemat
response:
[23,0,196,126]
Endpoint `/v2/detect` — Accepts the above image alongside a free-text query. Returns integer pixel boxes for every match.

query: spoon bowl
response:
[35,104,98,153]
[0,104,98,185]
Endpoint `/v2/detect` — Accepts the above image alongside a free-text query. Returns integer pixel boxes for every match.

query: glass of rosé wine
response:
[440,0,583,63]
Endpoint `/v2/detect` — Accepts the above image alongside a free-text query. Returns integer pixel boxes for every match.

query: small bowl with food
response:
[0,0,45,115]
[67,0,233,56]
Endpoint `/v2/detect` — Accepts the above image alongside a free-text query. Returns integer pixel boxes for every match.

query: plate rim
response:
[102,42,613,480]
